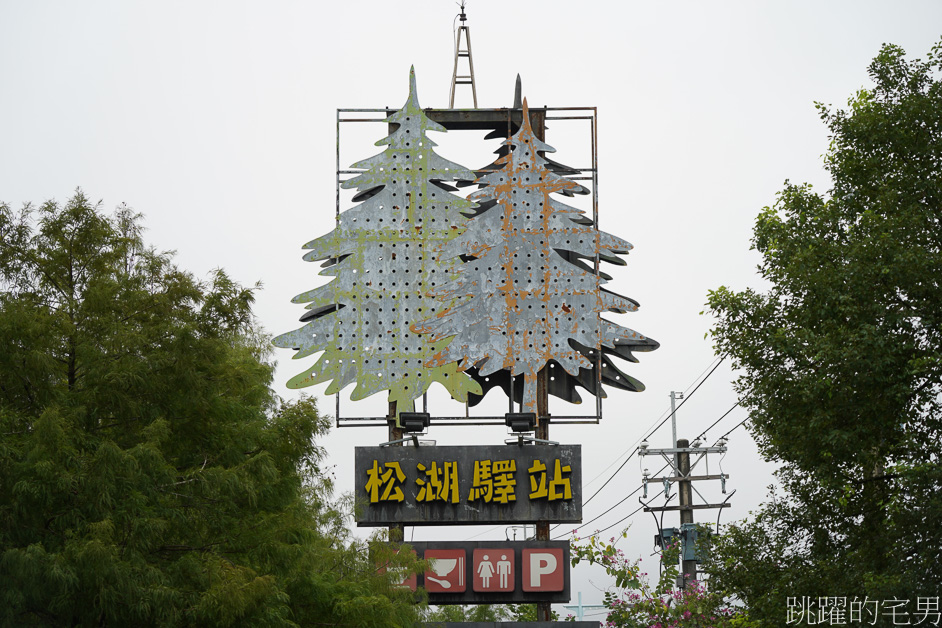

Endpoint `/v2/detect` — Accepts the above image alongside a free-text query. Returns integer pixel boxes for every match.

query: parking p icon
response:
[522,548,564,592]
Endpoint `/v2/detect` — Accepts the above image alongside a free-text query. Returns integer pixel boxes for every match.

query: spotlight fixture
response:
[397,412,430,433]
[505,412,537,433]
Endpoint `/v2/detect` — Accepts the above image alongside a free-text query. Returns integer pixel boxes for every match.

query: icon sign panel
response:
[378,547,417,591]
[473,548,514,592]
[425,549,466,593]
[522,548,565,592]
[394,541,570,604]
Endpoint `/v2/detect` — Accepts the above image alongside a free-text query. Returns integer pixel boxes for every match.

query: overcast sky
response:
[3,0,941,617]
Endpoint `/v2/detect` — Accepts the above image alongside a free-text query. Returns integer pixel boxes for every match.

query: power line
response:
[589,503,647,539]
[546,359,727,538]
[718,415,749,441]
[471,357,734,543]
[580,356,722,491]
[462,523,504,541]
[643,356,725,442]
[562,415,755,576]
[554,486,640,540]
[578,356,726,514]
[584,453,634,508]
[694,399,741,442]
[563,398,750,542]
[555,462,671,540]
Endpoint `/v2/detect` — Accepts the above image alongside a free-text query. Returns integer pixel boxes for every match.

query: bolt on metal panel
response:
[273,67,482,412]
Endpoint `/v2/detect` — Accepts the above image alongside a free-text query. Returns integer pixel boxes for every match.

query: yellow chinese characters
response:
[468,459,517,504]
[528,459,572,501]
[364,460,406,503]
[416,461,459,503]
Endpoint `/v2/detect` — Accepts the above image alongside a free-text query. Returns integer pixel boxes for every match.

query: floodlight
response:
[505,412,537,433]
[397,412,430,433]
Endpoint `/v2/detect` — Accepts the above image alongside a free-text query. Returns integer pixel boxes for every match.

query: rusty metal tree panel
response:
[416,99,657,413]
[273,68,482,411]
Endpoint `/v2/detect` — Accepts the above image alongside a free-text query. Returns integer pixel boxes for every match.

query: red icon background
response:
[472,548,515,592]
[522,548,564,592]
[379,548,416,591]
[424,549,466,593]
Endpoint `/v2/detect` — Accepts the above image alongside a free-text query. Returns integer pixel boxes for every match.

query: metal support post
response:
[449,1,478,108]
[536,366,551,621]
[387,400,404,543]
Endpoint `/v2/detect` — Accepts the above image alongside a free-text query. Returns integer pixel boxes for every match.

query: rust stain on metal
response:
[415,99,657,412]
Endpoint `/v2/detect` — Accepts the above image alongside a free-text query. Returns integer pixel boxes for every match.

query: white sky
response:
[3,0,940,618]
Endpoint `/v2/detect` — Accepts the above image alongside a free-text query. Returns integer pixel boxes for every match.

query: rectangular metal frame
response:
[334,107,602,427]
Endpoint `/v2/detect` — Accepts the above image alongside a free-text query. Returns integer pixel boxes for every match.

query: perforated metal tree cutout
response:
[416,99,657,413]
[273,68,482,412]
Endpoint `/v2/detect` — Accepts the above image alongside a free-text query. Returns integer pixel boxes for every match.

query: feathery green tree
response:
[0,191,422,626]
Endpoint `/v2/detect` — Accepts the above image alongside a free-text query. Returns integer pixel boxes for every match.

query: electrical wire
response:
[561,394,749,542]
[462,523,503,541]
[642,356,725,442]
[554,486,641,540]
[582,356,726,508]
[588,503,647,539]
[547,357,729,538]
[555,462,671,541]
[717,415,749,442]
[581,356,724,493]
[584,453,635,508]
[468,358,734,543]
[581,409,672,488]
[694,399,741,442]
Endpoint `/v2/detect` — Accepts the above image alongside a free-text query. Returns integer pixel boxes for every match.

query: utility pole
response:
[676,438,696,587]
[640,436,732,590]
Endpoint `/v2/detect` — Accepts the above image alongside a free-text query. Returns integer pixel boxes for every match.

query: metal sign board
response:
[355,444,581,525]
[386,541,572,605]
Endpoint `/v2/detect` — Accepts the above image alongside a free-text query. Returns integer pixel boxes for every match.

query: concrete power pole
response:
[676,438,696,587]
[641,436,731,590]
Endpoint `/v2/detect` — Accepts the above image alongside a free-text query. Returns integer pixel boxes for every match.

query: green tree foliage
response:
[423,603,511,623]
[506,603,557,622]
[706,41,942,624]
[0,192,422,626]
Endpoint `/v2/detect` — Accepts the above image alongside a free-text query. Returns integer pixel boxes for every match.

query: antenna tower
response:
[449,1,478,108]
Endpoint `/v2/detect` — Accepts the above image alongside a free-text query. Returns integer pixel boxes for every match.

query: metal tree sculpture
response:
[416,100,657,413]
[273,68,481,413]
